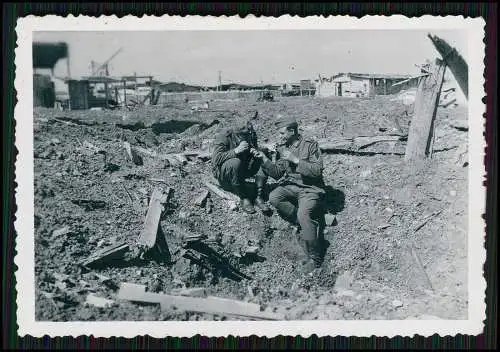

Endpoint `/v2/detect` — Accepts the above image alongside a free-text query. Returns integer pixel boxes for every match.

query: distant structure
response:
[315,73,418,98]
[32,42,69,108]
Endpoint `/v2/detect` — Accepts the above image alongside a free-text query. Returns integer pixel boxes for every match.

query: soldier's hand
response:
[250,148,263,158]
[282,150,300,164]
[251,148,269,162]
[234,141,249,155]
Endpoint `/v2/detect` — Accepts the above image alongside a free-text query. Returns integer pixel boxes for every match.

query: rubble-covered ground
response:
[33,95,469,321]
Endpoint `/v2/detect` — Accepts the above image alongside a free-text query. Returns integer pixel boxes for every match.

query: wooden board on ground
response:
[123,141,143,165]
[203,180,240,203]
[117,282,284,320]
[137,187,172,249]
[82,242,130,268]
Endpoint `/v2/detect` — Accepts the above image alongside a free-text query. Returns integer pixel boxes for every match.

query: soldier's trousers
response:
[215,157,268,195]
[269,184,324,241]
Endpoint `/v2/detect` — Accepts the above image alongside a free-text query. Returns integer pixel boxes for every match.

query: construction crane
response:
[91,48,123,76]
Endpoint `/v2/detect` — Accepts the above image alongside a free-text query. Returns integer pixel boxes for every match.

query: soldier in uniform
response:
[251,116,327,269]
[211,120,271,214]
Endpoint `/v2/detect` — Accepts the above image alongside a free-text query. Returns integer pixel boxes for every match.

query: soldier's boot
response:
[305,239,325,268]
[254,175,271,213]
[240,198,256,214]
[235,184,256,214]
[300,219,326,269]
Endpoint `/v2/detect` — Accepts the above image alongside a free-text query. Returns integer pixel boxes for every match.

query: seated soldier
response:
[251,116,327,270]
[211,120,271,214]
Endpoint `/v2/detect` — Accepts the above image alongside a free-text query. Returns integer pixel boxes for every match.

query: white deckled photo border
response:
[14,14,487,338]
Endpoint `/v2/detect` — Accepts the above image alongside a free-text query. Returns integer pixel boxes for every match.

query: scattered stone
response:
[52,226,71,238]
[245,246,260,255]
[392,299,403,308]
[334,270,354,291]
[50,138,61,145]
[450,190,457,197]
[360,169,372,178]
[228,201,238,211]
[85,294,115,308]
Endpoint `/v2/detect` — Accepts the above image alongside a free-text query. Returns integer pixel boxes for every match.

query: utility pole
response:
[218,70,222,91]
[104,63,109,109]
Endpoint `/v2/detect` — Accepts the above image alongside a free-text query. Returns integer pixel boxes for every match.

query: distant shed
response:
[67,80,91,110]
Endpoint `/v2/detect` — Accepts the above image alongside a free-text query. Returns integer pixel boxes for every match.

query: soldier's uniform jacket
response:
[262,134,325,194]
[211,124,259,176]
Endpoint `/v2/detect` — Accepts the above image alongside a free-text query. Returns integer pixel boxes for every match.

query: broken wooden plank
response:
[391,74,429,88]
[82,242,130,268]
[428,34,468,99]
[409,241,434,291]
[133,145,181,166]
[353,135,402,149]
[123,141,143,165]
[71,199,106,211]
[449,120,468,131]
[52,226,71,238]
[193,190,210,207]
[318,135,405,151]
[203,181,240,202]
[439,98,457,108]
[137,187,172,249]
[413,210,443,233]
[117,282,283,320]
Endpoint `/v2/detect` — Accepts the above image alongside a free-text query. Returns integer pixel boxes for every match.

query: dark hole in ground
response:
[151,120,201,135]
[116,122,146,131]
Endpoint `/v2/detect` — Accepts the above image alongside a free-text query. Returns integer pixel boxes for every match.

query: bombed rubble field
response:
[34,95,468,321]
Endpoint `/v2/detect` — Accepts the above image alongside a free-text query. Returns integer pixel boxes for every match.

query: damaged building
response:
[315,73,418,98]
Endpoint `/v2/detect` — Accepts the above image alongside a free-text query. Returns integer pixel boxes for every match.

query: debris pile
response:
[34,95,468,321]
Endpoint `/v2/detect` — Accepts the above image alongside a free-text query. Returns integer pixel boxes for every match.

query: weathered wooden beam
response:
[123,141,143,165]
[318,135,404,151]
[428,34,468,100]
[117,282,284,320]
[137,187,172,249]
[82,242,130,268]
[132,145,181,167]
[405,58,447,162]
[391,74,429,88]
[203,180,240,203]
[193,190,210,207]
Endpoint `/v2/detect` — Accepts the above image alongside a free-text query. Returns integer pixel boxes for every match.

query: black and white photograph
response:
[15,15,486,337]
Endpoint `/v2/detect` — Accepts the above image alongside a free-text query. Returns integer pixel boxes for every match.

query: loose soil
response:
[33,95,468,321]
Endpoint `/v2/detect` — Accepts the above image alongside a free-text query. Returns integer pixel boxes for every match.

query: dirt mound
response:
[34,96,468,321]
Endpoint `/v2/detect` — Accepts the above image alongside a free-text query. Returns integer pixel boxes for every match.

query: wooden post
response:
[404,58,447,162]
[149,76,153,105]
[134,72,138,104]
[123,79,127,107]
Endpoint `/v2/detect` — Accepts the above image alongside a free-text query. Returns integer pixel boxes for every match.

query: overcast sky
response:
[34,30,467,87]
